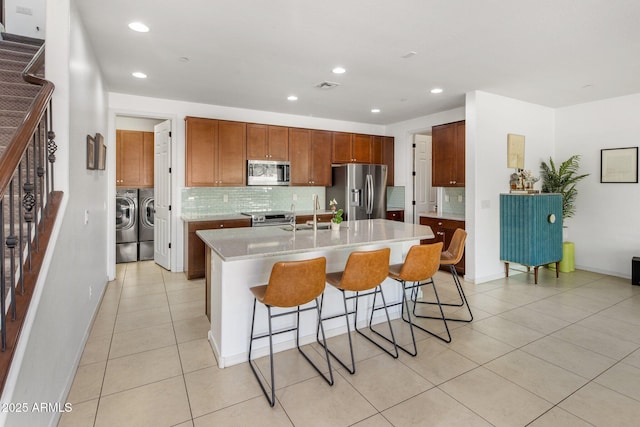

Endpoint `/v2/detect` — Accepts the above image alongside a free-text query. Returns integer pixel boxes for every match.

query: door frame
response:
[107,109,179,281]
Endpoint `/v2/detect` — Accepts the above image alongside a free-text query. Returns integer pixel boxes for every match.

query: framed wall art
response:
[96,133,106,170]
[86,134,96,170]
[507,133,525,169]
[600,147,638,183]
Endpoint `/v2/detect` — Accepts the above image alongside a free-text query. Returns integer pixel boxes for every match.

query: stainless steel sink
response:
[280,223,331,231]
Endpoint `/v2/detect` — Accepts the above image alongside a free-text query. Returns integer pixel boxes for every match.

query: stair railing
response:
[0,42,62,393]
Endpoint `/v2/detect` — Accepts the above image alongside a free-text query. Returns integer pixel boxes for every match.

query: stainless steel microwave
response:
[247,160,290,186]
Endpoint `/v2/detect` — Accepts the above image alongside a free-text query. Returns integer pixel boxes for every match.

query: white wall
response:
[385,107,466,224]
[115,116,164,131]
[555,93,640,277]
[467,91,556,283]
[1,1,109,425]
[4,0,46,38]
[107,92,387,274]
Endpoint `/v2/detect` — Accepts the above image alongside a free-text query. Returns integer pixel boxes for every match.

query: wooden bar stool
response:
[317,248,397,374]
[388,242,450,355]
[412,228,473,323]
[248,257,333,407]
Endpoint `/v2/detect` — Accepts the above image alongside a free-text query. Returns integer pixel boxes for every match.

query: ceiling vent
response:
[315,81,340,89]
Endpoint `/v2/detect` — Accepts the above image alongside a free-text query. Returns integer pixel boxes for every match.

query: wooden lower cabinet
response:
[295,213,333,224]
[386,210,404,222]
[184,218,251,280]
[419,216,465,275]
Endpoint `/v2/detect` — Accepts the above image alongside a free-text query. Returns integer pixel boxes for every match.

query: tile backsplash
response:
[387,186,405,208]
[182,185,408,216]
[441,187,465,216]
[181,187,327,215]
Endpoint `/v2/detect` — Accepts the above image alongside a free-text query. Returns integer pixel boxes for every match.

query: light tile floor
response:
[58,261,640,427]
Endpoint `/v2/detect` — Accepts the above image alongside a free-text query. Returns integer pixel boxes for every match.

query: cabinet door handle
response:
[437,231,445,236]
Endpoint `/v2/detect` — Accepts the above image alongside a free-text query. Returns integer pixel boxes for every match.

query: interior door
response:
[414,134,436,222]
[154,120,171,270]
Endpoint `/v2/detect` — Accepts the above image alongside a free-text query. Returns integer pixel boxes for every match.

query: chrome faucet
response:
[290,203,296,234]
[312,194,319,231]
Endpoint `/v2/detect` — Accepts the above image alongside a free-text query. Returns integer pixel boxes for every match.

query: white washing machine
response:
[116,188,138,263]
[138,188,154,261]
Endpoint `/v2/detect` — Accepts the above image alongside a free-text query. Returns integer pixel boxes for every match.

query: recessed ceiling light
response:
[128,22,149,32]
[430,88,443,94]
[287,95,298,101]
[132,72,147,79]
[332,67,346,74]
[371,108,381,113]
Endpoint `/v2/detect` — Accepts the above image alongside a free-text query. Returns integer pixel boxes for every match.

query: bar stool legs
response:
[248,297,334,407]
[317,285,398,374]
[387,243,451,354]
[412,229,473,323]
[316,248,397,374]
[247,257,333,407]
[410,264,473,323]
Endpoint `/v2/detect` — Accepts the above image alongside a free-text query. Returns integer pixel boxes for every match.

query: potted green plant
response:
[539,155,589,224]
[540,155,589,273]
[331,208,343,231]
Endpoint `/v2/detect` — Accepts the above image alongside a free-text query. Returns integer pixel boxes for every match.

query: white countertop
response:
[418,212,465,221]
[197,219,434,261]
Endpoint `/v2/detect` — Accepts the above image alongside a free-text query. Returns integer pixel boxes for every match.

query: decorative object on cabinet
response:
[600,147,638,183]
[96,133,106,170]
[507,133,525,169]
[539,155,589,223]
[86,134,96,170]
[500,193,562,284]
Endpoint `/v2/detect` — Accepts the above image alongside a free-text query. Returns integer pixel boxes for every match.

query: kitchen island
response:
[197,219,434,368]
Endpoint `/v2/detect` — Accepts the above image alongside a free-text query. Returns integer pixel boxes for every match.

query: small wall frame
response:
[507,133,525,169]
[86,134,96,170]
[600,147,638,183]
[96,133,106,170]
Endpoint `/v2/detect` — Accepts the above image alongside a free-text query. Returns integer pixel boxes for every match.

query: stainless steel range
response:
[241,210,295,227]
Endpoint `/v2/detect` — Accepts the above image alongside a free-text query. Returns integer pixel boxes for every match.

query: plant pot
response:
[331,222,340,231]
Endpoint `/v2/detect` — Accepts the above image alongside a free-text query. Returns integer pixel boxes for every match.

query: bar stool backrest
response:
[263,257,327,308]
[339,248,391,292]
[441,229,467,266]
[397,242,443,282]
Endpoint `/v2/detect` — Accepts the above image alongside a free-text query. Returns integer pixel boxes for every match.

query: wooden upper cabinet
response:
[217,120,247,186]
[352,134,372,163]
[267,126,289,160]
[332,132,352,163]
[246,124,289,161]
[289,128,311,186]
[289,128,332,186]
[116,129,154,188]
[142,132,154,187]
[185,117,246,187]
[432,120,465,187]
[185,117,218,186]
[371,136,383,164]
[246,123,267,160]
[332,132,374,164]
[310,130,332,186]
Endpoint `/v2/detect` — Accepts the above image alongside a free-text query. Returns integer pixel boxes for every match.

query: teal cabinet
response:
[500,194,562,283]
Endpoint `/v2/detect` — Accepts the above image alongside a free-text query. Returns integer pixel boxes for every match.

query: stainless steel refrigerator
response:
[327,164,387,220]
